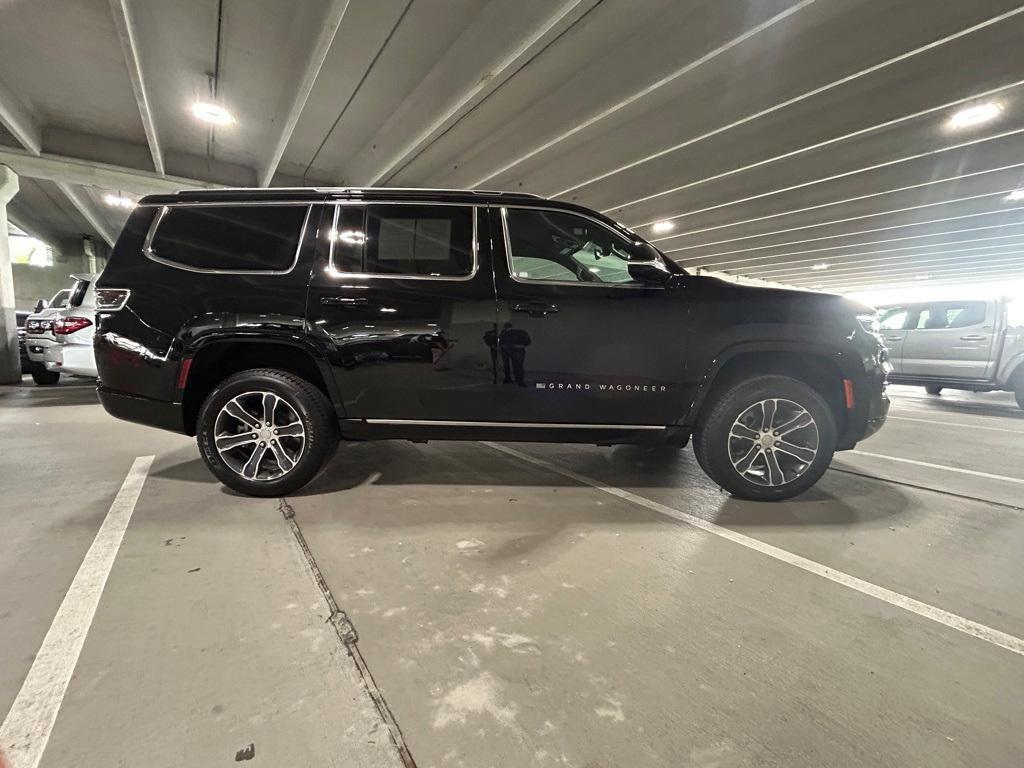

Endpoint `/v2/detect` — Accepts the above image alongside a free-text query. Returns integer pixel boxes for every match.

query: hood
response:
[693,275,872,323]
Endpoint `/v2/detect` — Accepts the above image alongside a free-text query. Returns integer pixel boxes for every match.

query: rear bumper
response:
[58,343,97,377]
[97,386,186,433]
[25,336,55,363]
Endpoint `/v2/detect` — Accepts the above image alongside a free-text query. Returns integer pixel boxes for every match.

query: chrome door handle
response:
[512,301,559,316]
[959,334,986,341]
[321,296,368,306]
[884,335,903,341]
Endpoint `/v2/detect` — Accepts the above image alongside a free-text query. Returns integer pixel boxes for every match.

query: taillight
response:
[54,317,93,335]
[95,288,131,311]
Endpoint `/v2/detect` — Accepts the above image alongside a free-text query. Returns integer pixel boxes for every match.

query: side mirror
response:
[34,298,48,312]
[628,261,673,285]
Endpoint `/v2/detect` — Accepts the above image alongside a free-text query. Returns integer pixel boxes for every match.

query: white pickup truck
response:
[877,298,1024,409]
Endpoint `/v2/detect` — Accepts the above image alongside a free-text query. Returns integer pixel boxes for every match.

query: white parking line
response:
[887,415,1023,434]
[0,456,154,768]
[849,450,1024,485]
[483,442,1024,658]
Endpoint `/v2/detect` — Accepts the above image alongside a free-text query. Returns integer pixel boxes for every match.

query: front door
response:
[306,202,497,421]
[490,205,689,426]
[901,300,996,379]
[877,305,914,374]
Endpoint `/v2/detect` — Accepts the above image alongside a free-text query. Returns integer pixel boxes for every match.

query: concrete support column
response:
[0,165,21,384]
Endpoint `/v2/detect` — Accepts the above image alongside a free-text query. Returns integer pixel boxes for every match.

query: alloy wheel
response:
[727,398,819,487]
[213,391,306,481]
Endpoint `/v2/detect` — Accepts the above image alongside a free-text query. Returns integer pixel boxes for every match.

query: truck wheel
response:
[196,368,338,497]
[924,385,942,395]
[693,375,837,501]
[31,365,60,385]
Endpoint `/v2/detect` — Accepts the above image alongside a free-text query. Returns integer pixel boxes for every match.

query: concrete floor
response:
[1,380,1022,767]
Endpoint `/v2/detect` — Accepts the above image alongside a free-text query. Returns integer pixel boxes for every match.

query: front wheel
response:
[693,375,837,501]
[196,368,338,497]
[924,384,942,395]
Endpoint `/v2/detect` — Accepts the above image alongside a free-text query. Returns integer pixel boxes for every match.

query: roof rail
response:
[171,186,544,199]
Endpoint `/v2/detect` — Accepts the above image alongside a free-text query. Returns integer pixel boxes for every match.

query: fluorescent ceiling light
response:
[1006,189,1024,201]
[191,102,233,125]
[102,194,135,209]
[811,263,829,271]
[651,221,675,233]
[947,101,1003,129]
[915,274,930,281]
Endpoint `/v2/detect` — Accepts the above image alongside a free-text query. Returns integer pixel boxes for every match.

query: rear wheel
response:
[196,368,338,497]
[924,384,942,395]
[693,375,837,501]
[30,365,60,385]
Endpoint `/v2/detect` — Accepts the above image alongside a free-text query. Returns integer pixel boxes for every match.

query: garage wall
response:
[12,261,87,309]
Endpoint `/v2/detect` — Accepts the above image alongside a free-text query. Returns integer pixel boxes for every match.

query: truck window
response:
[328,204,474,278]
[147,204,308,272]
[878,307,910,330]
[916,302,986,329]
[504,208,647,285]
[1006,299,1024,328]
[49,289,71,309]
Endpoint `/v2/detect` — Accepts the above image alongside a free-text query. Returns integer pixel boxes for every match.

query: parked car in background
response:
[93,187,889,501]
[16,310,32,373]
[23,287,72,385]
[44,273,99,379]
[877,298,1024,409]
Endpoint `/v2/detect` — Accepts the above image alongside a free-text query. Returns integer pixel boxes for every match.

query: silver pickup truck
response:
[877,298,1024,410]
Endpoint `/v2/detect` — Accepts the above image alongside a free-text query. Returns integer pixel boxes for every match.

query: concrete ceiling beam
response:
[259,0,351,187]
[0,78,42,156]
[108,0,164,175]
[0,146,220,197]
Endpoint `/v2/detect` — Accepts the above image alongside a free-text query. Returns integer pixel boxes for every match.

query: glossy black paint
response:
[95,188,888,449]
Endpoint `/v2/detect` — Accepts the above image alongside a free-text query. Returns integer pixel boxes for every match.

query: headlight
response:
[856,312,880,335]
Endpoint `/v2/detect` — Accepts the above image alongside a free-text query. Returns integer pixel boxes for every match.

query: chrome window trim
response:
[325,201,479,282]
[499,205,667,289]
[142,204,312,275]
[363,419,666,430]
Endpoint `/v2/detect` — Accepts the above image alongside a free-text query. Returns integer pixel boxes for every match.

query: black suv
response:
[95,188,888,501]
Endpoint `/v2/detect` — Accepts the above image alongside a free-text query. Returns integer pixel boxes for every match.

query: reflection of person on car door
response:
[498,322,530,386]
[429,330,452,370]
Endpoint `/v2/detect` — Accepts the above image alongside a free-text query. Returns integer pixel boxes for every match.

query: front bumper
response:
[97,386,185,433]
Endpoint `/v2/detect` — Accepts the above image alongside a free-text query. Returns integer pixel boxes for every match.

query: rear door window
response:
[1007,299,1024,328]
[328,204,475,278]
[915,302,986,329]
[147,205,309,272]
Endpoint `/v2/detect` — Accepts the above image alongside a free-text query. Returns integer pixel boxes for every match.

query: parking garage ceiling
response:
[1,0,1023,293]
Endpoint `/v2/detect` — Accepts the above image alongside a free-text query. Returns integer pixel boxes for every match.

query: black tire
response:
[196,368,338,497]
[31,365,60,385]
[1015,384,1024,411]
[693,375,837,501]
[924,384,942,395]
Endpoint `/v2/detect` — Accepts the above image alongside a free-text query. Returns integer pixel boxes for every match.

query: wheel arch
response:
[686,342,853,433]
[180,337,339,436]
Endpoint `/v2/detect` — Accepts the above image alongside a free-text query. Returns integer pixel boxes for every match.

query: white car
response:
[44,273,99,379]
[23,287,72,385]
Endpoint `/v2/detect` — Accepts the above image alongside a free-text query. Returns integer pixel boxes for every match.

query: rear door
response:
[306,201,498,421]
[877,305,915,373]
[900,301,996,379]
